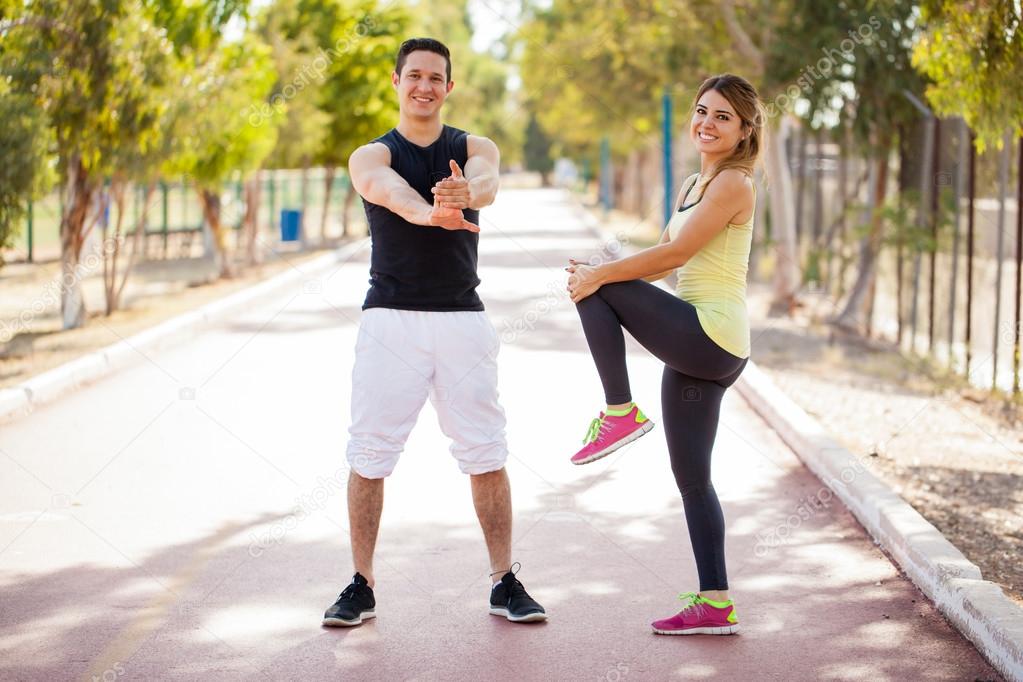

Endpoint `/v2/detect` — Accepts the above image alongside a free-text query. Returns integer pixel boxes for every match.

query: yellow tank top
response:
[666,182,754,359]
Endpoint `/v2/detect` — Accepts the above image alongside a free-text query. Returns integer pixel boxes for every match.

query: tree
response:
[0,0,184,328]
[257,0,329,247]
[173,35,280,279]
[282,0,408,237]
[517,0,709,159]
[96,9,182,314]
[0,0,250,326]
[515,0,718,225]
[810,1,928,334]
[0,84,53,265]
[913,0,1023,152]
[523,115,554,186]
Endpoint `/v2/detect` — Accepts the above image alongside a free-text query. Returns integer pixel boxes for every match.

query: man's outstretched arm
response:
[431,135,500,210]
[349,142,479,232]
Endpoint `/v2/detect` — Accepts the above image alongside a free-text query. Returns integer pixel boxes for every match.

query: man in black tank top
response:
[322,38,546,628]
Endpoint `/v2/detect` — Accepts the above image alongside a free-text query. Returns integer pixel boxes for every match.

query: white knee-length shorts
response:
[345,307,508,478]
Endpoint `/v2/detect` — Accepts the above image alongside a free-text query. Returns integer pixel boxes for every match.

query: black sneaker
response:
[489,564,547,623]
[323,573,375,627]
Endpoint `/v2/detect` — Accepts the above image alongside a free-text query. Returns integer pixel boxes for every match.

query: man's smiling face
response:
[393,50,453,119]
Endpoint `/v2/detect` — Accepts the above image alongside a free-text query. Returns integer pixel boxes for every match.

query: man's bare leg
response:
[470,467,512,579]
[348,471,384,588]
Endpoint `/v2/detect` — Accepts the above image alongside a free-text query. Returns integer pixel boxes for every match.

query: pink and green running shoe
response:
[651,592,739,635]
[570,404,654,465]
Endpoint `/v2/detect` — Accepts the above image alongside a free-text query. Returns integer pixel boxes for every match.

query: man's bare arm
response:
[349,143,478,232]
[431,135,500,210]
[464,135,500,209]
[349,143,433,225]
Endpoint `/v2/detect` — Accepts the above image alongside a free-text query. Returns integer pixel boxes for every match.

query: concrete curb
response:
[0,241,367,424]
[735,360,1023,682]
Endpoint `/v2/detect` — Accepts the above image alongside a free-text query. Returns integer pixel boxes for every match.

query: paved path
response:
[0,189,999,680]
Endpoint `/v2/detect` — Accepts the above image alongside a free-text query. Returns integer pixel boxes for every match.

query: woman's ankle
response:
[699,590,730,603]
[605,401,634,415]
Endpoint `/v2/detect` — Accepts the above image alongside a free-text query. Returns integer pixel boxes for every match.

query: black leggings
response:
[575,279,747,591]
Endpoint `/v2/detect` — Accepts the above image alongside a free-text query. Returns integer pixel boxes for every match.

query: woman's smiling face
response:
[690,88,745,156]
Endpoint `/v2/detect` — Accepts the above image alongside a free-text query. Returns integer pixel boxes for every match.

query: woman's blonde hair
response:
[691,74,766,195]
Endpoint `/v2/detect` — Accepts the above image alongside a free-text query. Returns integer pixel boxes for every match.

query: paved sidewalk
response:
[0,189,1000,680]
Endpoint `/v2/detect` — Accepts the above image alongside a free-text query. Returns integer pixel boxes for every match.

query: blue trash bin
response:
[280,209,301,242]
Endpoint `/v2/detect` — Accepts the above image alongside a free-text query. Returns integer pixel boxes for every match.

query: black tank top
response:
[361,125,483,312]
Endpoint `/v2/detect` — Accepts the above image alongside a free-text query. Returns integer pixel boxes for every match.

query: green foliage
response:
[408,0,519,159]
[767,0,926,153]
[0,0,251,198]
[516,0,717,159]
[308,0,409,167]
[144,0,250,57]
[0,86,54,252]
[523,115,554,177]
[913,0,1023,152]
[174,35,281,188]
[254,0,329,169]
[252,0,410,169]
[3,0,151,179]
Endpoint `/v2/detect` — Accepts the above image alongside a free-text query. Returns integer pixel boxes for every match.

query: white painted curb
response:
[736,360,1023,682]
[0,241,367,424]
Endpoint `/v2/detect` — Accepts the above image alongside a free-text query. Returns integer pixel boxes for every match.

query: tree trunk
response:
[115,183,153,310]
[103,183,123,315]
[833,146,891,333]
[341,181,356,238]
[830,123,849,296]
[244,171,263,267]
[104,181,155,315]
[320,165,335,242]
[300,158,310,247]
[622,151,637,214]
[60,154,95,329]
[635,148,646,216]
[749,170,767,280]
[811,128,823,245]
[794,124,807,246]
[198,188,233,279]
[765,117,800,315]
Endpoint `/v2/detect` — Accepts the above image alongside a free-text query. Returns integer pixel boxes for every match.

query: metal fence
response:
[595,117,1022,395]
[785,121,1022,394]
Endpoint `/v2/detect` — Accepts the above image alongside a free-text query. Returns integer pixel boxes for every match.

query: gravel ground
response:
[747,284,1023,608]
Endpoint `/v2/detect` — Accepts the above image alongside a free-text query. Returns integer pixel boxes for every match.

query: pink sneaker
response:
[570,404,654,465]
[651,592,739,635]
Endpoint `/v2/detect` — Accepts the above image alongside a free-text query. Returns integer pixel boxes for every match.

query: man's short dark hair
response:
[395,37,452,82]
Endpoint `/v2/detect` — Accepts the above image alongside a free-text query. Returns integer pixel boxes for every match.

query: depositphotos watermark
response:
[999,320,1022,345]
[598,662,629,682]
[764,16,882,118]
[753,452,874,557]
[500,231,633,344]
[247,16,378,128]
[247,457,368,557]
[0,234,123,343]
[91,662,125,682]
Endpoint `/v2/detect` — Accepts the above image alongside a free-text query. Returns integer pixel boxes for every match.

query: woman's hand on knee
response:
[566,259,603,303]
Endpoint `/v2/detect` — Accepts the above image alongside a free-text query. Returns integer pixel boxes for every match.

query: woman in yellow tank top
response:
[566,74,764,635]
